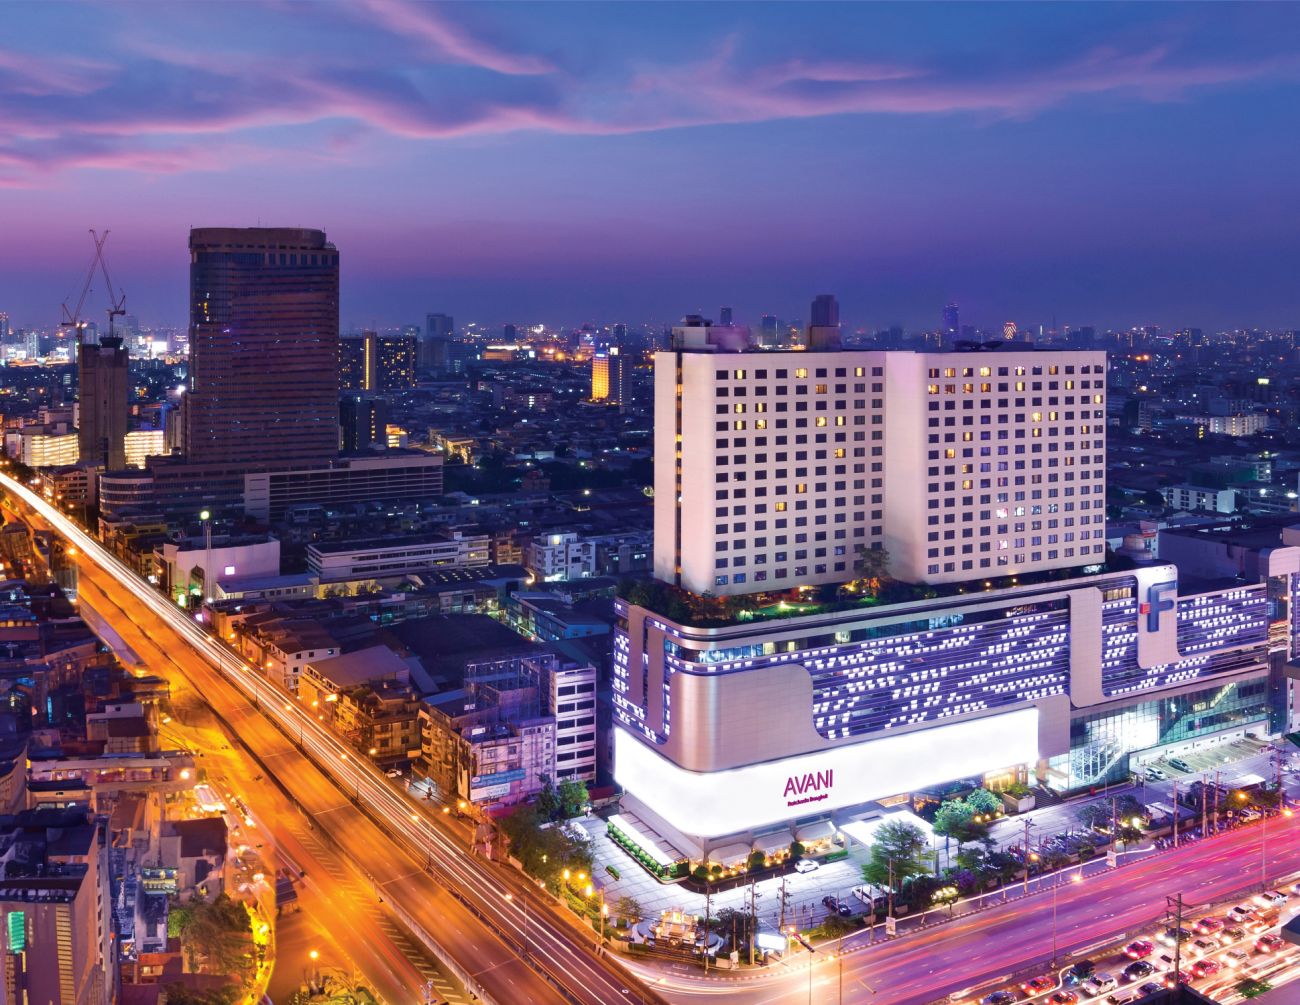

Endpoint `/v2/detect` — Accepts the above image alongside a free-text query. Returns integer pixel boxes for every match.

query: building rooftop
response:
[305,644,410,691]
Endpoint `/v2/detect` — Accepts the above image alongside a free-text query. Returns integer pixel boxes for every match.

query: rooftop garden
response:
[616,546,1135,628]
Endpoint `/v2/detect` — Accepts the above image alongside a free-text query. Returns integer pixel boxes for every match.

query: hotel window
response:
[795,368,808,378]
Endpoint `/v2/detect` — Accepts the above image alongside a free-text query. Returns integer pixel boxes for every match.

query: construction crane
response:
[60,229,126,343]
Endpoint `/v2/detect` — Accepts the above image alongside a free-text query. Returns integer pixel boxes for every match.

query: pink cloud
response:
[353,0,555,76]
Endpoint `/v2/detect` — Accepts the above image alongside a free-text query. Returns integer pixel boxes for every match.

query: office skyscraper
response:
[1003,320,1018,340]
[758,314,779,347]
[943,303,960,342]
[807,293,841,349]
[77,335,128,470]
[591,347,625,404]
[719,306,733,326]
[810,294,839,328]
[423,313,454,371]
[185,228,340,467]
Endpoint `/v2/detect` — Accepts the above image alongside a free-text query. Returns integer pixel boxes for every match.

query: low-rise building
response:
[1163,483,1237,514]
[527,531,596,582]
[154,534,280,607]
[308,529,489,583]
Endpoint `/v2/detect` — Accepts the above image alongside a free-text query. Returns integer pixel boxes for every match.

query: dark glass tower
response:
[186,228,340,467]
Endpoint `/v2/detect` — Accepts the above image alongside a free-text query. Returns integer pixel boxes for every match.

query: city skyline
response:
[1,2,1298,331]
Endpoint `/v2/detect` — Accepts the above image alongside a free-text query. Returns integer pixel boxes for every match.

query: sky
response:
[1,1,1298,334]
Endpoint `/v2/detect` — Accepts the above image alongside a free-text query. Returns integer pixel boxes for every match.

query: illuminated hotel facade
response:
[611,332,1299,864]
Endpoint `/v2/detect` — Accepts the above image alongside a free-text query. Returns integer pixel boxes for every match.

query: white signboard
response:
[614,707,1039,838]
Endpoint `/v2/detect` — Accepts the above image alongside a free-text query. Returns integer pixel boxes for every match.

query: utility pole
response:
[1213,769,1221,833]
[1022,819,1034,896]
[748,878,758,965]
[1200,774,1208,836]
[779,875,789,933]
[1167,893,1185,989]
[704,886,712,973]
[1172,779,1179,847]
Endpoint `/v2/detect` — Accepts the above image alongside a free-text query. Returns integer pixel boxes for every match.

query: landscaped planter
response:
[1001,792,1036,814]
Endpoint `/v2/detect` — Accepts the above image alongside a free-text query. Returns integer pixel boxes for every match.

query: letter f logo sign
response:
[1143,581,1176,632]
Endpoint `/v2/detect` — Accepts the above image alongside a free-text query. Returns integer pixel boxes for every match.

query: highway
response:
[628,810,1300,1004]
[78,578,467,1005]
[0,470,660,1005]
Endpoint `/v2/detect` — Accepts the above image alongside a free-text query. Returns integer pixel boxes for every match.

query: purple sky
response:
[1,1,1297,333]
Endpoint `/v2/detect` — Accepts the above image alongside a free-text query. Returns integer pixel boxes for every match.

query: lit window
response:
[795,368,808,378]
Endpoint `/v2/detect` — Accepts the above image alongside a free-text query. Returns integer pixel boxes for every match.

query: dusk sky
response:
[1,1,1298,334]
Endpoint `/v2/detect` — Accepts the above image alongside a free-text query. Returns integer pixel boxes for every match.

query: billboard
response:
[614,706,1039,838]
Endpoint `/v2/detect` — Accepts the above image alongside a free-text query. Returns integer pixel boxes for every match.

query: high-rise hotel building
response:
[610,321,1297,870]
[655,344,1108,594]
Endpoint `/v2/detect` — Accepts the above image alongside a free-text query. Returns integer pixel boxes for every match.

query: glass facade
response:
[615,572,1276,750]
[187,227,340,468]
[1046,678,1270,792]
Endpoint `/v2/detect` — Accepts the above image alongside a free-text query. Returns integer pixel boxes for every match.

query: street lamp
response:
[1051,869,1084,966]
[198,509,213,602]
[504,891,528,958]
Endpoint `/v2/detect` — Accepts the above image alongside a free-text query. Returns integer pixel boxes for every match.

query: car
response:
[1194,916,1224,934]
[1050,993,1079,1005]
[837,903,852,917]
[1136,984,1163,999]
[1222,925,1247,942]
[1065,962,1096,986]
[1145,766,1168,781]
[1189,938,1219,957]
[1022,976,1055,995]
[1255,934,1285,954]
[1190,959,1221,979]
[1224,949,1251,967]
[385,768,403,778]
[1255,890,1289,908]
[1081,974,1117,997]
[981,993,1018,1005]
[794,858,818,874]
[1159,927,1193,946]
[1124,940,1155,959]
[1228,903,1256,921]
[822,895,839,909]
[1168,758,1192,772]
[1122,961,1154,982]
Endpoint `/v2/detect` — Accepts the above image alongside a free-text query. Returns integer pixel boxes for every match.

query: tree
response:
[615,895,643,925]
[162,984,241,1005]
[966,788,1001,815]
[1076,803,1111,831]
[818,911,857,938]
[175,893,254,980]
[557,779,588,820]
[535,775,561,821]
[861,820,929,890]
[933,800,983,849]
[498,804,593,888]
[852,545,892,596]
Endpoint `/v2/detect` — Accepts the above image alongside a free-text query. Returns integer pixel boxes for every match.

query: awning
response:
[752,829,795,854]
[707,842,752,866]
[795,820,837,843]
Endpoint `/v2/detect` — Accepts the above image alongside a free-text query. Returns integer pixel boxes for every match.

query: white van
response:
[1106,990,1141,1005]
